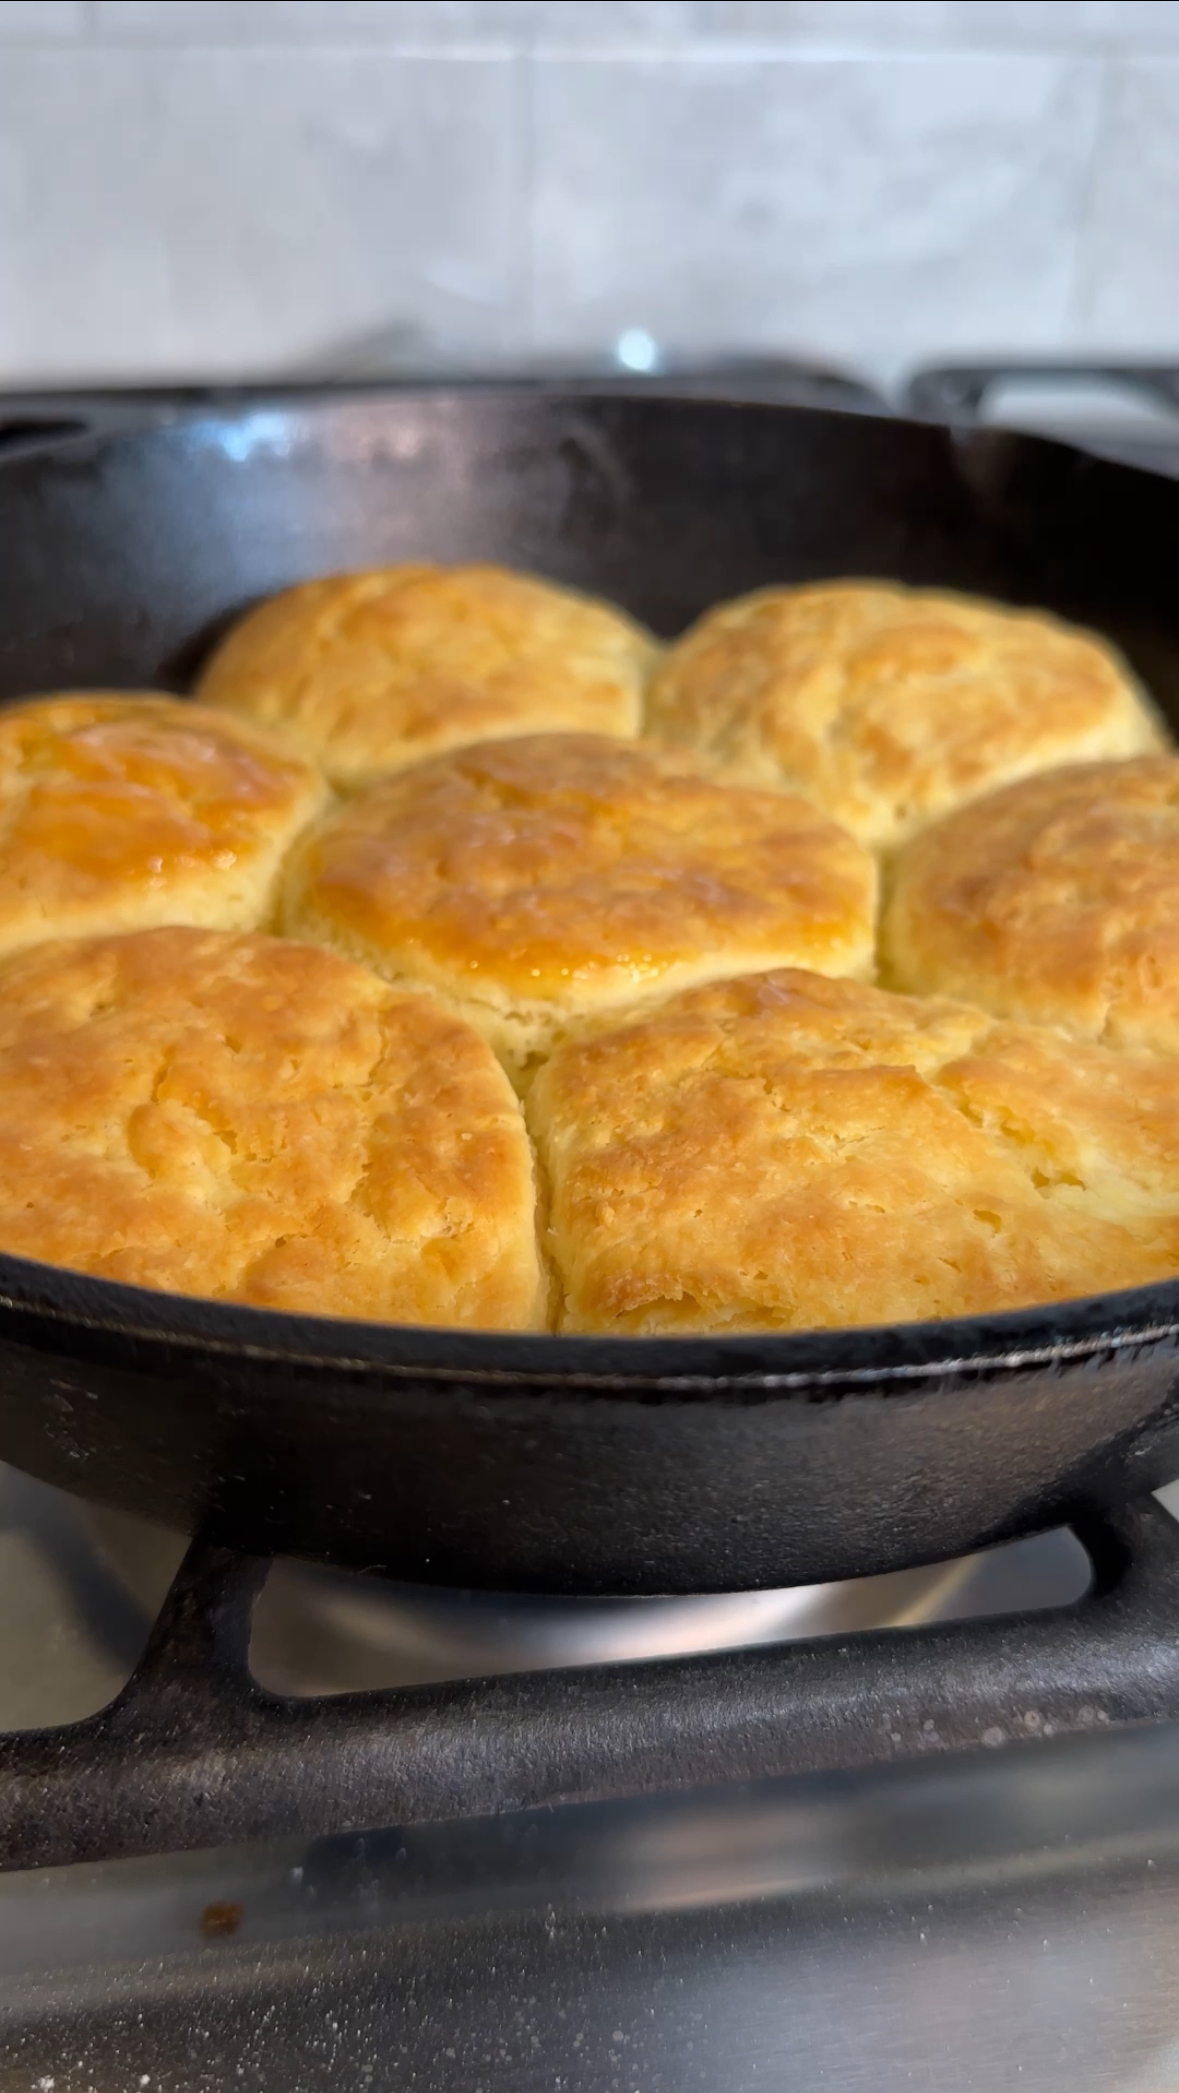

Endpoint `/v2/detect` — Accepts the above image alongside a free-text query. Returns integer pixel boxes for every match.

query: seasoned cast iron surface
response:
[0,394,1177,1586]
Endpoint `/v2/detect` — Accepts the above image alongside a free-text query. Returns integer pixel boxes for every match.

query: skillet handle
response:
[904,360,1179,426]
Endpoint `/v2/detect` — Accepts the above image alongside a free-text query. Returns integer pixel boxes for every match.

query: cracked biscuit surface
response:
[0,692,328,958]
[197,562,658,789]
[529,967,1179,1335]
[282,733,877,1074]
[884,755,1179,1057]
[0,926,545,1328]
[647,581,1162,848]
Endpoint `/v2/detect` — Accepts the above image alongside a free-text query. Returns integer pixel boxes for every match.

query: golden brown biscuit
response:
[281,733,877,1074]
[884,755,1179,1057]
[196,563,658,789]
[529,967,1179,1335]
[647,581,1163,848]
[0,692,328,959]
[0,927,545,1328]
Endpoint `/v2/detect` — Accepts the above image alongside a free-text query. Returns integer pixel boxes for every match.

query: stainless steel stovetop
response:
[6,1715,1179,2093]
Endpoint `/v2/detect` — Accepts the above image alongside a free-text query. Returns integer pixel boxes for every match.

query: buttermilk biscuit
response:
[529,967,1179,1335]
[281,733,877,1074]
[0,928,545,1328]
[884,755,1179,1057]
[196,563,658,790]
[0,692,328,959]
[646,581,1162,848]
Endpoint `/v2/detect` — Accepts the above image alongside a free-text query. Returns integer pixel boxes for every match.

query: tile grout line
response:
[516,43,537,355]
[1063,50,1119,346]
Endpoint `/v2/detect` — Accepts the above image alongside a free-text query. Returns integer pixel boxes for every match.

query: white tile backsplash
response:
[691,3,1179,49]
[530,54,1102,372]
[0,0,85,37]
[92,2,531,43]
[1,0,1178,381]
[82,2,1179,48]
[0,49,520,380]
[91,3,747,47]
[91,3,719,46]
[1074,59,1179,347]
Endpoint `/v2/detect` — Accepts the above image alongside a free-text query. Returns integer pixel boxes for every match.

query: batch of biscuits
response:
[0,558,1174,1335]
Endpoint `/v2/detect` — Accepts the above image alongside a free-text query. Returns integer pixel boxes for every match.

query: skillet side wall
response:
[0,1317,1177,1592]
[0,395,1178,702]
[0,393,1177,1588]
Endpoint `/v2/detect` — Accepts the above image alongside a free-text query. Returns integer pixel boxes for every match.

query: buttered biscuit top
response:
[0,564,1170,1342]
[884,755,1179,1057]
[0,692,328,958]
[0,927,545,1329]
[282,732,878,1070]
[647,581,1162,848]
[529,967,1179,1337]
[197,562,658,790]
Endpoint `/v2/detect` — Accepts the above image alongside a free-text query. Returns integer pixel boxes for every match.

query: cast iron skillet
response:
[0,388,1178,1596]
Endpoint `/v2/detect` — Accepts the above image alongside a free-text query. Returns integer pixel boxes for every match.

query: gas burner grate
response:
[2,1497,1179,1872]
[903,359,1179,477]
[904,360,1179,423]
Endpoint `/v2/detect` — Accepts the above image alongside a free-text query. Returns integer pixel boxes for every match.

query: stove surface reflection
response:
[0,1459,1101,1726]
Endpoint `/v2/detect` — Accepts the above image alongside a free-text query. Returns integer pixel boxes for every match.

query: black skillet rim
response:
[1,1247,1176,1394]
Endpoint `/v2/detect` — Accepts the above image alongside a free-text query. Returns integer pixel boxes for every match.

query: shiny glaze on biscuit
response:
[283,733,877,1067]
[0,692,327,956]
[0,926,545,1328]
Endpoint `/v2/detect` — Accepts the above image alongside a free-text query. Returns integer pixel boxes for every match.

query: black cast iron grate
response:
[2,1498,1179,1872]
